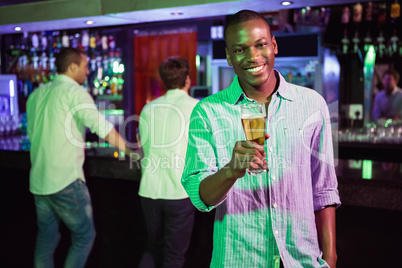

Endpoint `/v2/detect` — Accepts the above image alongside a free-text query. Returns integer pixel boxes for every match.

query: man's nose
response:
[246,47,261,62]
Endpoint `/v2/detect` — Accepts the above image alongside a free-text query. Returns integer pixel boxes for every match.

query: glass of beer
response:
[241,101,268,175]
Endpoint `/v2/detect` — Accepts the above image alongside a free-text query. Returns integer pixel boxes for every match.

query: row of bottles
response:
[6,29,125,112]
[339,1,402,58]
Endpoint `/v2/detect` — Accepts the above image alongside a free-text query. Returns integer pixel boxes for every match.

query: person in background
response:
[138,56,199,268]
[181,10,340,267]
[373,69,402,121]
[27,47,133,268]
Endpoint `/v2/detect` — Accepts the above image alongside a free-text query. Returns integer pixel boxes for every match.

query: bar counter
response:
[1,135,401,211]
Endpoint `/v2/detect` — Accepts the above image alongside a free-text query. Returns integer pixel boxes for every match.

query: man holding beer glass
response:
[182,10,340,268]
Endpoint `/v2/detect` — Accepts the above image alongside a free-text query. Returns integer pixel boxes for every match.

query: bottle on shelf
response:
[341,29,350,54]
[62,31,70,48]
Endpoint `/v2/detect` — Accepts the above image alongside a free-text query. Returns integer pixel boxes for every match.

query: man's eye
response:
[234,48,243,53]
[257,43,267,48]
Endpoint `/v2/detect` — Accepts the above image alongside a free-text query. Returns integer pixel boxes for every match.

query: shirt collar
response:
[165,89,188,95]
[53,74,79,86]
[389,86,400,95]
[226,70,293,105]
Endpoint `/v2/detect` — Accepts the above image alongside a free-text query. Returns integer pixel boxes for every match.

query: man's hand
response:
[199,134,270,207]
[224,134,269,179]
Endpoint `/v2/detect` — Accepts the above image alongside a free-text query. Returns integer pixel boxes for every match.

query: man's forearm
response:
[315,206,337,267]
[104,128,133,156]
[199,166,238,207]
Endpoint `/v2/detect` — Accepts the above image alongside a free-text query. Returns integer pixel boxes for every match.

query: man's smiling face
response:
[225,18,278,91]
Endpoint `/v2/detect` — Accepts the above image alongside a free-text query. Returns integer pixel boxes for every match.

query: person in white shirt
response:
[27,47,132,268]
[138,56,199,267]
[373,69,402,121]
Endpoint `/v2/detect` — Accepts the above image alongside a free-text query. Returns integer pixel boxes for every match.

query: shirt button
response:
[274,230,279,235]
[269,147,273,152]
[273,203,277,208]
[272,176,276,180]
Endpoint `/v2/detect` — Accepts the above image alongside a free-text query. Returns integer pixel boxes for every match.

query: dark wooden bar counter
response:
[0,138,401,267]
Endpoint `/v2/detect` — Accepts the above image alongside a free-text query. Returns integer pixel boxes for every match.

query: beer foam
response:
[241,114,265,119]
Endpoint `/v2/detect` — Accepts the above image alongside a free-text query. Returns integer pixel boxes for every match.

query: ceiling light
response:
[86,20,94,25]
[14,26,22,31]
[170,12,183,16]
[281,1,293,5]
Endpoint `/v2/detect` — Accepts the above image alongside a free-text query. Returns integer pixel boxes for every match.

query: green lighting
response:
[105,76,110,82]
[103,109,124,115]
[363,45,376,124]
[362,160,372,180]
[94,81,100,88]
[301,8,306,14]
[364,45,376,67]
[196,55,200,69]
[384,119,392,127]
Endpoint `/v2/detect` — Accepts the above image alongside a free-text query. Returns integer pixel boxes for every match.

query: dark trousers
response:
[138,197,195,268]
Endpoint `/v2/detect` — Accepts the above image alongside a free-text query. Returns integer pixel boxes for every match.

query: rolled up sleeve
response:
[311,101,341,211]
[181,104,219,212]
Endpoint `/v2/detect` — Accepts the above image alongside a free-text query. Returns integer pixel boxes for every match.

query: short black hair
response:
[224,9,272,46]
[159,56,190,89]
[383,69,400,82]
[55,47,85,73]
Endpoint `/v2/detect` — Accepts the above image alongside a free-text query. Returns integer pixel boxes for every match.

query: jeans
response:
[33,179,96,268]
[138,197,195,268]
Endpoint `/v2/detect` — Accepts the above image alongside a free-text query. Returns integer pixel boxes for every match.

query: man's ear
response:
[272,35,278,55]
[69,62,77,74]
[185,75,191,92]
[225,47,232,66]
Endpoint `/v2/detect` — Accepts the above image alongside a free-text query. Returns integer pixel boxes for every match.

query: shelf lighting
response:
[281,1,293,6]
[170,12,183,16]
[86,20,94,25]
[14,26,22,32]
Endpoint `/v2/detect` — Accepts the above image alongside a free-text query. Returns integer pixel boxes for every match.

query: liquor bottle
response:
[71,33,79,48]
[89,32,96,56]
[31,50,40,90]
[377,2,387,25]
[365,2,373,22]
[62,31,70,47]
[390,0,400,21]
[82,30,90,51]
[390,29,399,54]
[101,35,108,52]
[108,35,116,52]
[22,31,29,50]
[341,6,350,24]
[48,49,56,81]
[352,31,360,53]
[39,52,49,85]
[353,3,363,23]
[376,31,386,58]
[31,33,39,51]
[341,29,350,54]
[40,32,48,51]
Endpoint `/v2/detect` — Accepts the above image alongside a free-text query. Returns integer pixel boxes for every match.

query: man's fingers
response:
[235,140,265,155]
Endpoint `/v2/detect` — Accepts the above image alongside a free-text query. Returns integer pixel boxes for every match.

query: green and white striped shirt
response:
[182,71,341,267]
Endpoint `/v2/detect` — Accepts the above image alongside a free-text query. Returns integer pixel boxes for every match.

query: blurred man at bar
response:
[182,10,340,267]
[373,69,402,121]
[27,47,133,268]
[138,56,198,267]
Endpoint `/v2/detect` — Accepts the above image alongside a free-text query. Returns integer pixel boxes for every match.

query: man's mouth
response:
[245,64,265,73]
